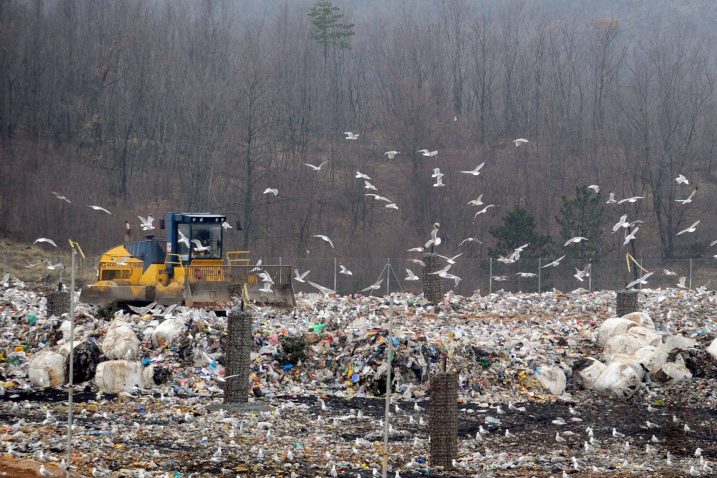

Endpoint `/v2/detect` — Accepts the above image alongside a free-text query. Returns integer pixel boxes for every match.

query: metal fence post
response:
[538,258,541,293]
[278,256,282,284]
[588,261,592,293]
[333,257,337,292]
[489,257,493,294]
[689,258,693,289]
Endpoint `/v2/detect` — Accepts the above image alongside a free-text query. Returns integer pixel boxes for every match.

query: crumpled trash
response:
[535,364,566,395]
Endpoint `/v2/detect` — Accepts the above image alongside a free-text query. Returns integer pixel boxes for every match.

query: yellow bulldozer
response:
[80,212,295,308]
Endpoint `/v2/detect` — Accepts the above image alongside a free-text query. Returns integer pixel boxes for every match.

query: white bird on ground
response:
[138,215,154,231]
[355,171,371,180]
[513,138,529,147]
[364,180,378,191]
[624,227,639,245]
[646,420,660,429]
[330,464,338,477]
[505,429,516,438]
[587,184,600,193]
[365,193,392,202]
[676,220,700,235]
[51,191,71,203]
[458,237,482,247]
[178,230,191,249]
[695,447,703,457]
[663,269,677,276]
[607,192,617,203]
[362,278,383,293]
[305,161,328,171]
[684,423,692,432]
[675,174,689,184]
[339,264,352,275]
[384,151,400,159]
[564,236,588,246]
[314,234,334,248]
[555,432,566,443]
[39,464,52,477]
[344,131,359,140]
[626,271,654,289]
[542,255,566,268]
[89,205,112,214]
[508,402,526,412]
[676,276,687,289]
[467,194,484,206]
[33,238,58,248]
[461,162,486,175]
[516,272,537,278]
[675,188,697,205]
[294,268,310,283]
[263,188,278,196]
[191,239,211,252]
[417,149,438,157]
[689,466,700,476]
[474,204,496,218]
[308,281,334,295]
[405,269,419,281]
[617,196,644,204]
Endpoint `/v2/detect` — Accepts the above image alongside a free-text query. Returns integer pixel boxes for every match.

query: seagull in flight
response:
[676,276,687,289]
[564,236,588,246]
[222,221,232,230]
[437,253,463,264]
[626,271,654,289]
[425,223,441,249]
[675,188,697,205]
[606,192,617,204]
[361,278,383,293]
[308,281,335,295]
[191,239,211,252]
[542,255,566,268]
[364,180,378,191]
[138,215,155,231]
[474,204,496,218]
[612,214,629,232]
[458,237,482,247]
[617,196,644,204]
[385,203,398,209]
[178,230,191,249]
[344,131,359,140]
[355,171,371,180]
[624,227,639,245]
[675,174,689,185]
[509,243,530,262]
[461,162,486,176]
[467,194,484,206]
[339,264,353,275]
[51,191,71,203]
[676,220,700,235]
[574,266,590,282]
[89,205,112,214]
[408,258,426,267]
[314,234,335,248]
[43,260,64,271]
[365,193,392,203]
[384,151,400,159]
[263,188,278,196]
[406,246,424,252]
[587,184,600,193]
[516,272,537,278]
[294,268,310,283]
[663,268,677,276]
[417,149,438,157]
[432,167,444,183]
[405,269,419,281]
[492,275,508,282]
[33,238,58,248]
[305,161,328,171]
[513,138,529,147]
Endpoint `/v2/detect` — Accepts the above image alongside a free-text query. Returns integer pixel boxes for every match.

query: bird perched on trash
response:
[555,432,566,443]
[612,428,625,438]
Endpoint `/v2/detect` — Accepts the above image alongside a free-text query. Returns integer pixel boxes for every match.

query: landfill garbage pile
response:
[0,276,716,477]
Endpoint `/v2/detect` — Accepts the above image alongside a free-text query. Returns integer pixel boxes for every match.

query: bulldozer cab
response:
[167,213,225,275]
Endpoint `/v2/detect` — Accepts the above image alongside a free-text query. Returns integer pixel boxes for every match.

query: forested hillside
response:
[1,0,716,263]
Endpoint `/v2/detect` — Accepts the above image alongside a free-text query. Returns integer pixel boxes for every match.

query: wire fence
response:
[261,256,717,296]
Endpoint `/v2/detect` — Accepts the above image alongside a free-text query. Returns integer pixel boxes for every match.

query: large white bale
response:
[577,358,607,390]
[663,334,697,352]
[598,318,638,346]
[28,350,66,388]
[604,333,648,358]
[708,337,717,360]
[536,365,567,396]
[634,345,668,375]
[621,312,654,329]
[102,323,139,360]
[593,358,644,399]
[661,354,692,384]
[151,318,186,348]
[95,360,142,394]
[627,326,662,347]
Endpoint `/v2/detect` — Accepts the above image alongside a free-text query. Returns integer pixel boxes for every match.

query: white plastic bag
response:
[102,323,139,360]
[95,360,143,394]
[28,350,66,388]
[598,318,638,346]
[593,358,644,399]
[536,365,567,396]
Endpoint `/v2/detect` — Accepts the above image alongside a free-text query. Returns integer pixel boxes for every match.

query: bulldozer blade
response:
[80,284,155,305]
[246,283,296,307]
